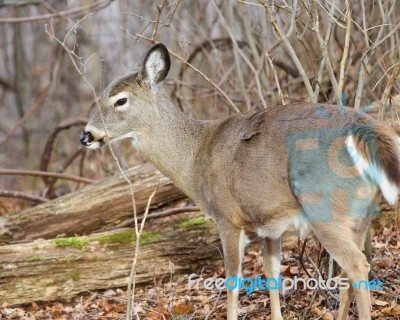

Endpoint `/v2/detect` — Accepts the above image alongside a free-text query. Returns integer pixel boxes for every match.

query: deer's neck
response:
[137,97,211,196]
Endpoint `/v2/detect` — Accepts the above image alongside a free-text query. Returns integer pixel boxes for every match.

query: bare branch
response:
[0,77,13,90]
[314,0,337,100]
[310,0,340,104]
[116,206,201,228]
[0,83,51,146]
[0,169,95,184]
[0,43,63,146]
[360,0,370,47]
[337,0,351,98]
[354,0,398,109]
[212,0,267,109]
[40,118,88,183]
[285,0,298,38]
[0,190,48,203]
[126,180,160,320]
[259,0,317,102]
[265,51,286,105]
[0,0,43,7]
[378,62,400,121]
[150,0,167,41]
[0,0,113,24]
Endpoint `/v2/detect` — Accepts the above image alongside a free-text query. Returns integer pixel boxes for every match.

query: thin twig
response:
[297,238,312,278]
[0,168,94,184]
[301,288,319,319]
[126,180,160,320]
[62,149,84,175]
[360,0,370,47]
[337,0,351,100]
[259,0,317,102]
[75,148,87,191]
[238,0,263,7]
[173,37,250,110]
[0,0,113,23]
[354,1,398,109]
[204,289,223,320]
[265,51,285,105]
[151,0,167,41]
[0,190,48,203]
[211,0,267,109]
[242,11,269,92]
[39,117,88,185]
[229,6,252,110]
[285,0,298,38]
[0,42,63,146]
[115,206,201,228]
[310,0,340,104]
[314,0,337,100]
[0,83,51,146]
[378,61,400,121]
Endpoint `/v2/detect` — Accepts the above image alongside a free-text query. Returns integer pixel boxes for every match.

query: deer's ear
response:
[141,43,170,87]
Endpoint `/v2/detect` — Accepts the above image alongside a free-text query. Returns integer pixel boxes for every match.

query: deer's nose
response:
[80,131,94,146]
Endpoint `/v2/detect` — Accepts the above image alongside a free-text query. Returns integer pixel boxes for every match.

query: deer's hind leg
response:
[309,220,371,320]
[336,270,354,320]
[336,217,370,320]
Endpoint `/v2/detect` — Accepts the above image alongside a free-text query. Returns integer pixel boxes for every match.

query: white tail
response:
[346,135,399,205]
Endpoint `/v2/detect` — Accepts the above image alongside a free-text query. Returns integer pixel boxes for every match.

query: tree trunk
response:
[0,214,221,306]
[0,163,185,244]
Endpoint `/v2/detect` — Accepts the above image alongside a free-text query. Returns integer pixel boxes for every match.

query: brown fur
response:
[81,44,399,320]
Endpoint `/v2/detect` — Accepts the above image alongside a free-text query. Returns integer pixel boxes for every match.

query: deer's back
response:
[193,103,376,230]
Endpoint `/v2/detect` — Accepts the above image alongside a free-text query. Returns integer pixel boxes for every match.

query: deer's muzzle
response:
[80,131,94,146]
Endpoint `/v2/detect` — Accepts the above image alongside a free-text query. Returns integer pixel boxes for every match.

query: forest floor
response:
[1,221,399,320]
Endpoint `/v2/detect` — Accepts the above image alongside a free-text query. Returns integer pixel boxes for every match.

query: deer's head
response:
[80,43,171,149]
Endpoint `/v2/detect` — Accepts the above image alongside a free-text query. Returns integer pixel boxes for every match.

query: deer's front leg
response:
[218,218,248,320]
[262,237,283,320]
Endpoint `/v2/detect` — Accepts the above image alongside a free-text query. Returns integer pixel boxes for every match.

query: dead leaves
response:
[311,307,335,320]
[381,304,400,317]
[1,227,399,319]
[147,306,169,320]
[371,299,400,318]
[374,256,393,268]
[0,290,129,320]
[372,298,389,307]
[281,264,300,277]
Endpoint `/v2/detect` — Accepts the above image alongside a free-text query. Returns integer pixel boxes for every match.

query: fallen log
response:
[0,163,185,244]
[0,213,221,306]
[0,210,396,307]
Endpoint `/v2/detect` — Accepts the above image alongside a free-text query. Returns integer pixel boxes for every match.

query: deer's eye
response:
[115,98,127,107]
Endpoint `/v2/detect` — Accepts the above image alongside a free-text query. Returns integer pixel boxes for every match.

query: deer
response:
[80,43,400,320]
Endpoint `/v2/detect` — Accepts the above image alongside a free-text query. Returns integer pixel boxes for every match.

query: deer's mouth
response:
[80,131,105,149]
[87,140,105,149]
